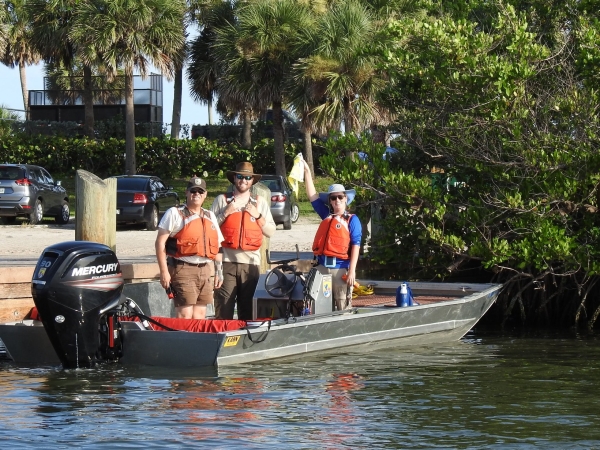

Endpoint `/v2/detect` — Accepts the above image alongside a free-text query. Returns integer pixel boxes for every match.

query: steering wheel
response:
[265,264,297,298]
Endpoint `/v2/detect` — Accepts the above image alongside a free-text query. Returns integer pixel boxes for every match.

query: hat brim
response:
[319,189,356,205]
[227,171,262,184]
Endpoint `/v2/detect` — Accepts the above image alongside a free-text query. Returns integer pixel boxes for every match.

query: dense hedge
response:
[0,134,304,179]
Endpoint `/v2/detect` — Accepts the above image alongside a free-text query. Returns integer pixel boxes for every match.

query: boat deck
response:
[352,294,455,307]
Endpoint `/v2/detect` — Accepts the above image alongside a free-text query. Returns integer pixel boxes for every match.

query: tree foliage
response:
[321,0,600,328]
[70,0,186,174]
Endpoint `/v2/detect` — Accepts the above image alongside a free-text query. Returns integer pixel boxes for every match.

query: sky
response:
[0,63,217,130]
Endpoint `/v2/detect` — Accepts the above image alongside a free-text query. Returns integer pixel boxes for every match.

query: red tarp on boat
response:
[146,317,248,333]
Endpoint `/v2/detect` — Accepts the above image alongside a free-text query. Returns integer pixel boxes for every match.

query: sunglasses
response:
[189,188,205,194]
[236,174,253,181]
[330,195,346,201]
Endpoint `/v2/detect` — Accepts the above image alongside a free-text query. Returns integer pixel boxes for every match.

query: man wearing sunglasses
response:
[155,176,224,319]
[210,162,276,320]
[302,160,362,311]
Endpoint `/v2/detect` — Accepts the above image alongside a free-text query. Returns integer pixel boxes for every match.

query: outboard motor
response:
[31,241,125,369]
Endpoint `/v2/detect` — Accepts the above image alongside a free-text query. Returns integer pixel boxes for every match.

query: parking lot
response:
[0,215,320,266]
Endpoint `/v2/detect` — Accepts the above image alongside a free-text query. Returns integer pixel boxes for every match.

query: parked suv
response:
[0,164,70,225]
[259,174,300,230]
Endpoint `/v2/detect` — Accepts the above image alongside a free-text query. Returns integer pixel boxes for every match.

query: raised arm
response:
[303,160,319,202]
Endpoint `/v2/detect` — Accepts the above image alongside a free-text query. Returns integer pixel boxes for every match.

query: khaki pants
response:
[214,262,260,320]
[316,265,353,311]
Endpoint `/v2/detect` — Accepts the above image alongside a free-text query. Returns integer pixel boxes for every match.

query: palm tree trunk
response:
[19,63,28,120]
[343,96,353,135]
[171,67,182,139]
[83,65,95,138]
[272,100,286,176]
[208,97,214,125]
[125,73,136,175]
[242,107,252,149]
[302,121,314,175]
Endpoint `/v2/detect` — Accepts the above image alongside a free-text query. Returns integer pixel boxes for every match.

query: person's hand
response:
[245,200,260,219]
[160,271,171,290]
[342,272,358,288]
[214,262,224,289]
[224,197,239,217]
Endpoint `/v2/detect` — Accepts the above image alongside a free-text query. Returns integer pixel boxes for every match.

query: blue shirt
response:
[310,199,362,269]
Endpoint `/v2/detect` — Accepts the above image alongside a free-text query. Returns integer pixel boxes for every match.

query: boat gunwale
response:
[223,282,502,336]
[118,283,503,338]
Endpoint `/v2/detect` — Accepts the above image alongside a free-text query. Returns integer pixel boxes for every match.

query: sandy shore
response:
[0,214,320,265]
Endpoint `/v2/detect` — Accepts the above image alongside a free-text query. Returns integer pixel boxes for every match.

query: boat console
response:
[253,263,333,320]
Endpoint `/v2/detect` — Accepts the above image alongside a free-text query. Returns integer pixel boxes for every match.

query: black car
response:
[0,163,70,225]
[259,174,300,230]
[112,175,179,230]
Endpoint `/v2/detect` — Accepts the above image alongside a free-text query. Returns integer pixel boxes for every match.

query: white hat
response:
[318,184,356,205]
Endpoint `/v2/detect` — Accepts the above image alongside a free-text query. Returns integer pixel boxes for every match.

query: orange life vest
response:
[312,214,353,259]
[220,194,263,251]
[166,206,220,259]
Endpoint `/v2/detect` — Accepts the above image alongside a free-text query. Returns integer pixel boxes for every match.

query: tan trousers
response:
[316,265,353,311]
[214,261,260,320]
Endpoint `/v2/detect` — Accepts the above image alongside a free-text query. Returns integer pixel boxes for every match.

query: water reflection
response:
[1,330,600,448]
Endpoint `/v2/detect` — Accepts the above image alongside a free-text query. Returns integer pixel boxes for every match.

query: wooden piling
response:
[75,170,117,251]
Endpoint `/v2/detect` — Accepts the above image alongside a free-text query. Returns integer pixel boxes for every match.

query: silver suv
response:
[259,174,300,230]
[0,164,70,225]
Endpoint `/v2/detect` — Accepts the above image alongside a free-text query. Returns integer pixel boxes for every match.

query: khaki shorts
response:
[168,261,215,307]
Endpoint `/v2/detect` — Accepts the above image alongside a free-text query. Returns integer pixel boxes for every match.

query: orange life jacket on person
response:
[166,206,220,259]
[312,213,353,259]
[220,193,263,251]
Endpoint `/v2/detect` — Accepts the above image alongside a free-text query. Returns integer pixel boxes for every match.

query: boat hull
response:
[0,282,501,368]
[119,283,499,367]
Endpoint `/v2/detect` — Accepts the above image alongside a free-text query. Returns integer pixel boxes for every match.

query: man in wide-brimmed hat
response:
[155,176,224,320]
[302,161,362,311]
[225,161,262,184]
[211,162,276,320]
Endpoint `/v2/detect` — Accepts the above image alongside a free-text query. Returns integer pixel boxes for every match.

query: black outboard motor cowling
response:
[31,241,124,368]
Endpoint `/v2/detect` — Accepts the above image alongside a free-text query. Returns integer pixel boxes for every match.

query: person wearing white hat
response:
[302,161,362,310]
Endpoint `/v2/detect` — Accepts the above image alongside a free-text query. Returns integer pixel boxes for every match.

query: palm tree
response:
[1,0,41,119]
[0,3,9,52]
[212,0,313,176]
[301,1,385,136]
[287,59,323,175]
[187,0,237,128]
[27,0,101,137]
[44,61,125,106]
[170,39,187,139]
[71,0,186,175]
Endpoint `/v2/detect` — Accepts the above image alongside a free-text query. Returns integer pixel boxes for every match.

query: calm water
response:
[1,329,600,449]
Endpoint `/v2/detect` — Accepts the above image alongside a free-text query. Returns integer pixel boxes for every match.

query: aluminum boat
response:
[0,242,501,368]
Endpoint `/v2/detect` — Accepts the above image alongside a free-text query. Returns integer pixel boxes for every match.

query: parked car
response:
[259,174,300,230]
[111,175,179,231]
[0,163,70,225]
